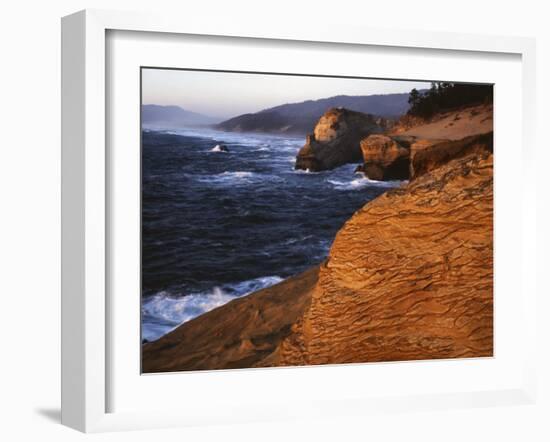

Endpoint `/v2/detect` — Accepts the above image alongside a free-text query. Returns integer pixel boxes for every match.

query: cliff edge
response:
[357,103,493,181]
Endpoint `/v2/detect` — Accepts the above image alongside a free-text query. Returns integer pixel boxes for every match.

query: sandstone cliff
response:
[294,108,382,171]
[143,138,493,372]
[274,150,493,366]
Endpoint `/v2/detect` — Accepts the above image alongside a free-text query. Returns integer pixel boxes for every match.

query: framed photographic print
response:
[139,68,495,373]
[61,9,537,432]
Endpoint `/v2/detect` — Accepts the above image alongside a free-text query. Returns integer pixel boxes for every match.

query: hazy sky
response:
[142,68,431,119]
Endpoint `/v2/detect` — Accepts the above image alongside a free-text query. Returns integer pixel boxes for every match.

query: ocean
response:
[141,127,401,342]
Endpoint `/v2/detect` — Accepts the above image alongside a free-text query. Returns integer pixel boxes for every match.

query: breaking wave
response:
[142,276,283,342]
[327,176,404,191]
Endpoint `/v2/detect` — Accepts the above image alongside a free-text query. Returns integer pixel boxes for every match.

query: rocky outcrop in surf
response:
[294,108,382,172]
[211,144,229,152]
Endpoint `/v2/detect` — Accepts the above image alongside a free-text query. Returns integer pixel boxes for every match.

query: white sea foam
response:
[327,176,404,191]
[142,275,284,342]
[193,171,283,186]
[293,168,320,174]
[282,235,313,245]
[211,144,229,152]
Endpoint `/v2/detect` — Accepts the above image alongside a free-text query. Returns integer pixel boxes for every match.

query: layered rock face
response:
[276,150,493,366]
[359,135,413,180]
[295,108,381,171]
[143,137,493,372]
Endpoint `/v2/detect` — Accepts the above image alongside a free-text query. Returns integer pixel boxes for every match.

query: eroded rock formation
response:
[359,134,413,180]
[356,104,494,182]
[295,108,382,171]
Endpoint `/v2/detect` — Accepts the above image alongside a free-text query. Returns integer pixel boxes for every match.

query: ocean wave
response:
[142,275,283,342]
[282,235,313,245]
[327,177,404,191]
[193,171,284,186]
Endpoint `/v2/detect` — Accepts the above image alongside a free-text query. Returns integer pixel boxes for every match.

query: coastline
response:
[142,103,494,372]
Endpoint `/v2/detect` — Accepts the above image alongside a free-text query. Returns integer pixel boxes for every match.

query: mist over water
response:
[141,127,401,341]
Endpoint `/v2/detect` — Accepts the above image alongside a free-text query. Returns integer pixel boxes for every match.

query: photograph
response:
[140,68,494,373]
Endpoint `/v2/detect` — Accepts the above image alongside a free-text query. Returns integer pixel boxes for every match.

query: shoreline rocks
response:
[295,108,382,171]
[359,134,413,181]
[356,132,493,182]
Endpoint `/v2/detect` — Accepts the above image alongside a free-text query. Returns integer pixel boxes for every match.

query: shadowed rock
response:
[359,134,413,180]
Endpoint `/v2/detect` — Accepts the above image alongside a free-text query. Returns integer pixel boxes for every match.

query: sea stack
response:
[295,108,382,171]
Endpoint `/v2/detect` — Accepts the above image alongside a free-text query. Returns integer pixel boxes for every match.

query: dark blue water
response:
[141,127,401,341]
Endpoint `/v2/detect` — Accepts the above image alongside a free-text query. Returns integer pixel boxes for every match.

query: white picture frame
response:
[61,9,537,433]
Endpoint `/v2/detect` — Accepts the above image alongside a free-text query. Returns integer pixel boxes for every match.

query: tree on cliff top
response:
[407,82,493,118]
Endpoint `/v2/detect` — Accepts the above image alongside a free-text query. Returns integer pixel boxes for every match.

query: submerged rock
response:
[211,144,229,152]
[295,108,382,171]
